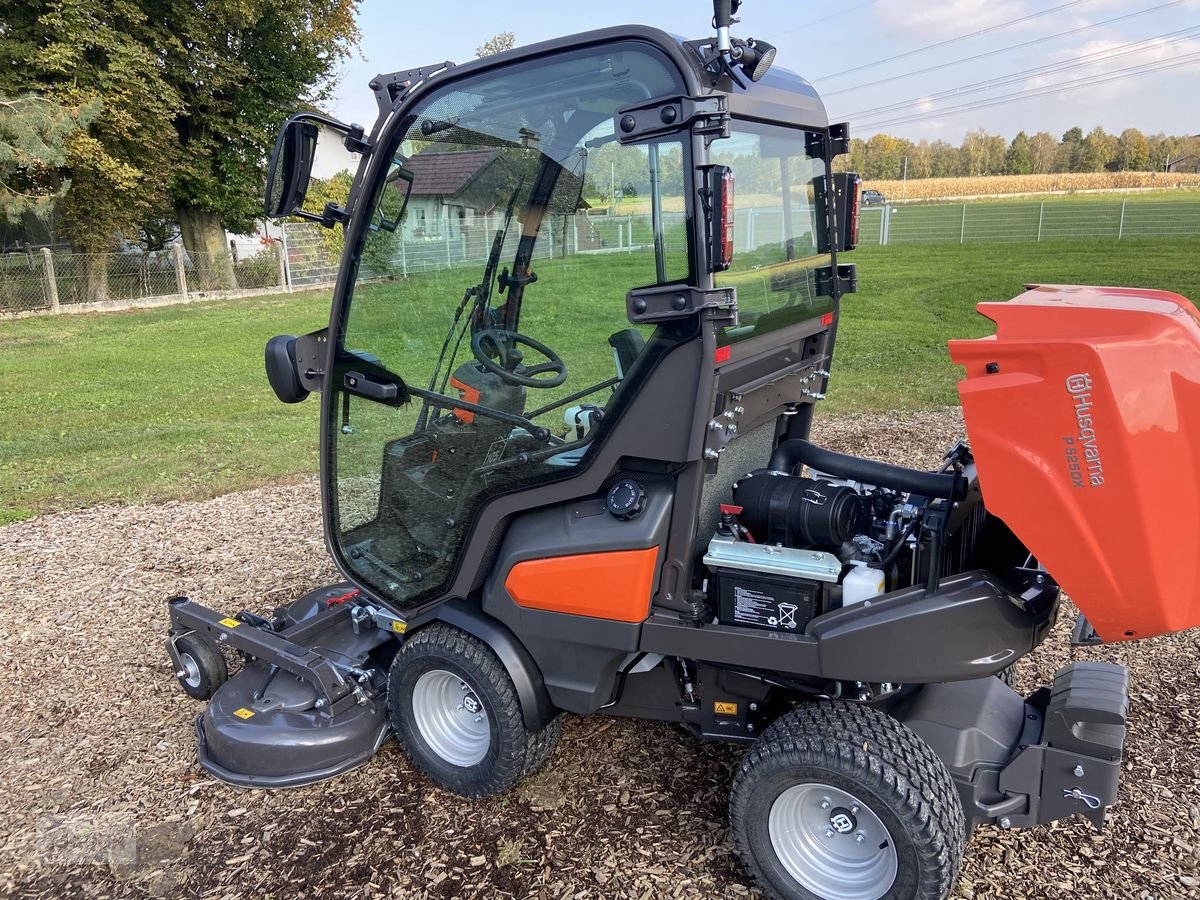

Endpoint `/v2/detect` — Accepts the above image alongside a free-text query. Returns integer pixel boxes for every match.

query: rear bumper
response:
[899,661,1129,831]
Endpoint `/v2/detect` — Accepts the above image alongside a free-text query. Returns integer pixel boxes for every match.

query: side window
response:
[714,123,833,345]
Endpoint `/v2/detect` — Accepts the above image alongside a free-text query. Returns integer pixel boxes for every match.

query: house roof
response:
[407,149,502,197]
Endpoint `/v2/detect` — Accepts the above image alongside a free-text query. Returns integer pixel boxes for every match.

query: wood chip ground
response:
[2,409,1197,898]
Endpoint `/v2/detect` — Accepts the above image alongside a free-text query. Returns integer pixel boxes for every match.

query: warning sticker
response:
[218,617,241,628]
[233,708,255,720]
[391,620,407,634]
[714,701,738,716]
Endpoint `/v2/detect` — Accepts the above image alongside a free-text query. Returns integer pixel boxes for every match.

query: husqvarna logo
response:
[1063,373,1105,488]
[829,808,857,834]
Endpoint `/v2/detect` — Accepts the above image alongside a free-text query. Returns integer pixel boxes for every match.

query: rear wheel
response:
[729,702,964,900]
[173,634,227,700]
[388,624,529,797]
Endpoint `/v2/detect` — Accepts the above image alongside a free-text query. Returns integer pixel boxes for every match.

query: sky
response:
[327,0,1200,144]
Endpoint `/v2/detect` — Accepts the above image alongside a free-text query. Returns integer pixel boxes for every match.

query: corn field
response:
[866,172,1200,201]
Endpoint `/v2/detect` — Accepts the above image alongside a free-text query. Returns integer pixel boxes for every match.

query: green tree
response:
[1080,126,1117,172]
[1115,128,1150,171]
[0,94,96,223]
[1028,132,1057,174]
[0,0,358,295]
[153,0,359,288]
[476,32,516,57]
[1003,131,1033,175]
[1059,126,1085,172]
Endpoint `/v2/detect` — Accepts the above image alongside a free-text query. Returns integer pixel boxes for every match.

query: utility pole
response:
[902,156,908,182]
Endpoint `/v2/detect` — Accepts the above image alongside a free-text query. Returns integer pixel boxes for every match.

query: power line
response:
[771,2,875,40]
[845,27,1200,121]
[821,0,1190,97]
[855,51,1200,129]
[813,0,1093,81]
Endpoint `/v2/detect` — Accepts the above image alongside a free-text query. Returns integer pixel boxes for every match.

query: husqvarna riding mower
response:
[165,4,1200,898]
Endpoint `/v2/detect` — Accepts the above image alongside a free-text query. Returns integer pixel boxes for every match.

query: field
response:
[866,171,1200,201]
[2,237,1199,524]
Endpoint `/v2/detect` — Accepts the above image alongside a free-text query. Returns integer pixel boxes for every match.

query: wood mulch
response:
[1,409,1197,898]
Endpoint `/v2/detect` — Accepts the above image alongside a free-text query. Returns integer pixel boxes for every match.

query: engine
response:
[703,440,986,636]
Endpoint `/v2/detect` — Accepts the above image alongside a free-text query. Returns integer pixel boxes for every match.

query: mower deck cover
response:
[950,284,1200,642]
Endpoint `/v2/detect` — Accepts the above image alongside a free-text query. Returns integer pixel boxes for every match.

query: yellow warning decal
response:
[714,701,738,716]
[218,617,241,628]
[391,620,407,634]
[233,708,255,720]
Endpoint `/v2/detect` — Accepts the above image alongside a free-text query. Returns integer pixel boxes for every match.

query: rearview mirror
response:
[265,335,310,403]
[264,118,319,219]
[376,164,415,233]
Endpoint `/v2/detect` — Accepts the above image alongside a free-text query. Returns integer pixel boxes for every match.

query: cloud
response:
[1026,37,1200,103]
[873,0,1030,42]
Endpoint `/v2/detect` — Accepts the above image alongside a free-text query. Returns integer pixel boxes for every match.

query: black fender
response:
[435,598,558,731]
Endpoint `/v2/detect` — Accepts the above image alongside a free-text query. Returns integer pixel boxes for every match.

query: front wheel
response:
[388,624,530,798]
[729,702,964,900]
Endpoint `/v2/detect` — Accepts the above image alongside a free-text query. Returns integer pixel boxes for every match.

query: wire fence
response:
[860,197,1200,246]
[0,244,286,314]
[7,195,1197,315]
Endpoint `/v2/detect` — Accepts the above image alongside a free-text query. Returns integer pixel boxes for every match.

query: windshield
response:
[329,42,689,609]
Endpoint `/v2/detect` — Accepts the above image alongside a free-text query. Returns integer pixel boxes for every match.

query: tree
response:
[153,0,359,289]
[0,0,359,295]
[1003,131,1032,175]
[476,32,516,58]
[1059,126,1085,172]
[0,94,96,223]
[1115,128,1150,171]
[1028,132,1057,174]
[1080,126,1117,172]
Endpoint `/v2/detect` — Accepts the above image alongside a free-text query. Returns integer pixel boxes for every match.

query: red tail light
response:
[847,175,862,250]
[711,165,735,271]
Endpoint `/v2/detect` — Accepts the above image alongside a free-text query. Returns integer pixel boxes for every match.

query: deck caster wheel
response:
[173,635,228,701]
[730,702,964,900]
[388,624,529,798]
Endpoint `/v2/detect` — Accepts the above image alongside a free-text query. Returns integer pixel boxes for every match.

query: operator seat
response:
[608,329,645,380]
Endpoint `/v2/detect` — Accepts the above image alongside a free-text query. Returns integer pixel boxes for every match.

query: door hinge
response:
[627,284,737,325]
[615,94,729,144]
[815,264,857,298]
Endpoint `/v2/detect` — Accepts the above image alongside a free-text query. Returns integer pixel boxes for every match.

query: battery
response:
[712,568,821,633]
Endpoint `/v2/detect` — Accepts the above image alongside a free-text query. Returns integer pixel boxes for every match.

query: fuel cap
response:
[606,479,646,520]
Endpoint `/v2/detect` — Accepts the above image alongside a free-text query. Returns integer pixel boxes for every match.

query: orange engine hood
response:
[949,284,1200,642]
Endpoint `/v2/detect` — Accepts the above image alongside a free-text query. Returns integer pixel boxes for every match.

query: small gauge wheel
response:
[606,479,646,520]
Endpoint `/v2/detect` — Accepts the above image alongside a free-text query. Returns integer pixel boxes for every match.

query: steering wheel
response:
[470,328,568,389]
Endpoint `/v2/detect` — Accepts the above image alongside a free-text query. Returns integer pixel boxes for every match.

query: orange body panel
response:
[949,284,1200,642]
[504,547,660,623]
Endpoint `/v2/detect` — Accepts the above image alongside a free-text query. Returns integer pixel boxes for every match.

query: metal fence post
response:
[41,248,60,313]
[401,239,408,278]
[960,204,967,244]
[879,207,887,245]
[173,243,188,297]
[1118,198,1127,240]
[275,241,288,291]
[1037,202,1044,242]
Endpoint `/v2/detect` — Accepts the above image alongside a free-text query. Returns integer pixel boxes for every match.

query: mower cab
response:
[166,4,1199,898]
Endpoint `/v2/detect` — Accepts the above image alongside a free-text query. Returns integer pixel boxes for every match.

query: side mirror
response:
[815,172,862,253]
[264,118,319,219]
[375,165,415,233]
[265,335,310,403]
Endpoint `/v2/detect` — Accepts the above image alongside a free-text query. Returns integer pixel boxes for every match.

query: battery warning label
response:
[732,587,800,630]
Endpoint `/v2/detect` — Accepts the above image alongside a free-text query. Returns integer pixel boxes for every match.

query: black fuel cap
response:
[606,479,646,520]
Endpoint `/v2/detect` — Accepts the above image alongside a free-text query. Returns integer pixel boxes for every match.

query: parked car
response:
[862,188,886,206]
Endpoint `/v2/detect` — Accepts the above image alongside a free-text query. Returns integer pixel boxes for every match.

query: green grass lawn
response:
[1,236,1198,522]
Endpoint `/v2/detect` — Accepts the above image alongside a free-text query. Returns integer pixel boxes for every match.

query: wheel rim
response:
[411,669,491,767]
[179,652,202,689]
[768,782,898,900]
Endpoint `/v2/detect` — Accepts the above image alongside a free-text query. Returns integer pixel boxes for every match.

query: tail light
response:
[846,175,862,250]
[711,165,735,271]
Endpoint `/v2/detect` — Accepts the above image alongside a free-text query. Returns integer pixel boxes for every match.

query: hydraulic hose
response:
[768,439,965,499]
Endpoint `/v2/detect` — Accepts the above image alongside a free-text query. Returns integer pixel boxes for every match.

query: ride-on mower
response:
[165,3,1200,897]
